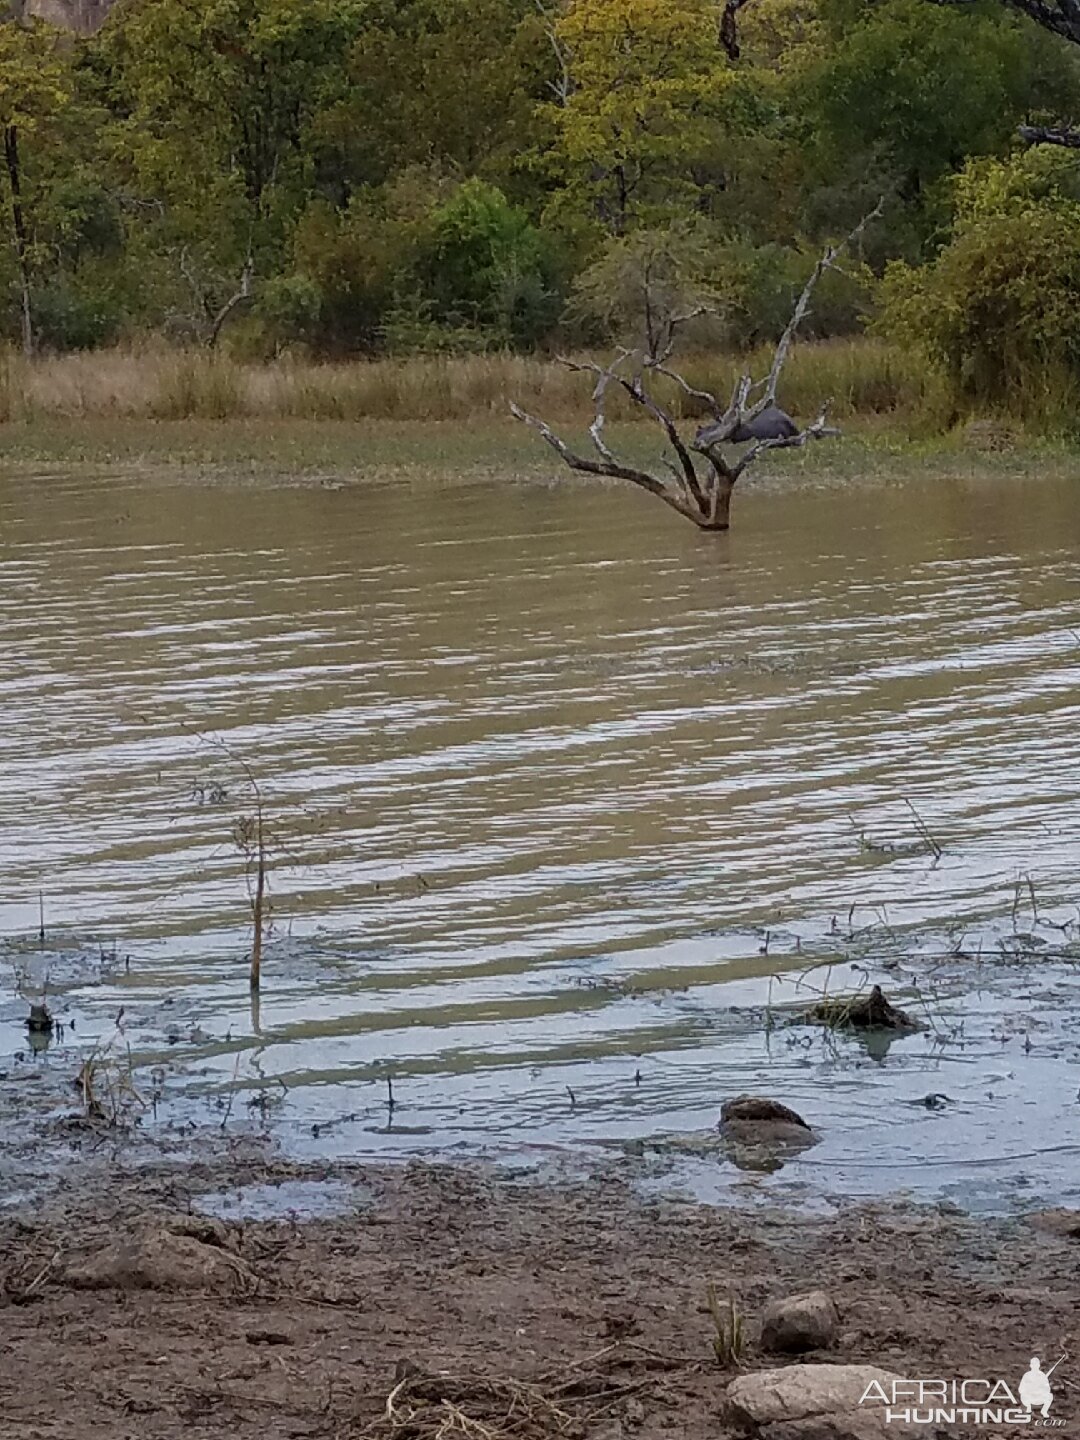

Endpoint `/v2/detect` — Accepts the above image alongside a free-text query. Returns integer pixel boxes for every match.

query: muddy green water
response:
[3,460,1080,1211]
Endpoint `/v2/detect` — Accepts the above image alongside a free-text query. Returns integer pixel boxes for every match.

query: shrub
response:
[412,178,562,348]
[878,149,1080,421]
[31,273,123,351]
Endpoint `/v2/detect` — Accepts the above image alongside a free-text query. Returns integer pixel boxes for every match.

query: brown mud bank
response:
[1,1145,1077,1440]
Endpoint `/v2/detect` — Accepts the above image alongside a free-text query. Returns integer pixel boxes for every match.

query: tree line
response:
[5,0,1080,414]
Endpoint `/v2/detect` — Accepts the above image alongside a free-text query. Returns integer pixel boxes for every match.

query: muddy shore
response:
[1,1135,1077,1440]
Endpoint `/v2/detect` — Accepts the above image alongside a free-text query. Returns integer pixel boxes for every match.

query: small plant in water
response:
[77,1031,147,1128]
[707,1282,745,1368]
[232,802,268,992]
[180,721,271,993]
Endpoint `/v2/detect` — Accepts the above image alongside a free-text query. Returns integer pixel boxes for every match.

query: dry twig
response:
[350,1345,681,1440]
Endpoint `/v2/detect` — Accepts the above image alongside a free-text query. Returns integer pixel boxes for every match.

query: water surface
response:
[2,459,1080,1210]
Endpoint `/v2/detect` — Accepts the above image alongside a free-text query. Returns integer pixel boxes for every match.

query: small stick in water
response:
[904,798,942,860]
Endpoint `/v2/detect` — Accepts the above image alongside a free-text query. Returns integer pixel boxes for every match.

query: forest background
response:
[6,0,1080,431]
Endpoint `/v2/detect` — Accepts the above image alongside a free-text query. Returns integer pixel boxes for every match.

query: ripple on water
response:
[3,465,1080,1210]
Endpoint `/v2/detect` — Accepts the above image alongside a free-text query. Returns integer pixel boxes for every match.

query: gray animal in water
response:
[696,404,798,448]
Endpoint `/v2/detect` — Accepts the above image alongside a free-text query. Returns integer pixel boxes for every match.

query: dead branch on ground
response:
[354,1345,686,1440]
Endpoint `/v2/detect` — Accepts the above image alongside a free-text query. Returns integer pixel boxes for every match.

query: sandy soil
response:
[1,1143,1077,1440]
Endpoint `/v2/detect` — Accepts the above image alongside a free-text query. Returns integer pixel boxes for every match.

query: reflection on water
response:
[2,461,1080,1208]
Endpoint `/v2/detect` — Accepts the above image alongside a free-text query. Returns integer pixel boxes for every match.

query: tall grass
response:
[1,338,946,427]
[0,348,16,424]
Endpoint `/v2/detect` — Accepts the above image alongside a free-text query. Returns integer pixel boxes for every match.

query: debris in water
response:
[904,1093,952,1110]
[26,1003,53,1036]
[802,984,920,1032]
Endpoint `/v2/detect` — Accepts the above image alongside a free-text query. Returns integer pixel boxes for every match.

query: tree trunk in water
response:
[4,126,33,358]
[698,473,734,530]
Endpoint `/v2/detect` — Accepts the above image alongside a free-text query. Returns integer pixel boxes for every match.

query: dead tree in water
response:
[511,203,882,532]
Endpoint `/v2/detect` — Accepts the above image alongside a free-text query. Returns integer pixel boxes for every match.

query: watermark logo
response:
[859,1352,1067,1427]
[1019,1357,1057,1419]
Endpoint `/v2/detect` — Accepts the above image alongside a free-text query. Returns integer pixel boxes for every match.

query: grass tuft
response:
[707,1282,746,1368]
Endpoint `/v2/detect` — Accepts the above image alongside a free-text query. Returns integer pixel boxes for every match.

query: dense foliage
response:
[879,149,1080,416]
[4,0,1080,411]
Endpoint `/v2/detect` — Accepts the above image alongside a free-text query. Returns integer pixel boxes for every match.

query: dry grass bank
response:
[0,338,945,427]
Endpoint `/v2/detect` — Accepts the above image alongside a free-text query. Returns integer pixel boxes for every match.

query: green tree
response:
[278,186,417,354]
[799,0,1079,211]
[947,0,1080,151]
[0,16,70,353]
[271,173,562,355]
[413,179,561,347]
[568,222,725,346]
[545,0,759,235]
[324,0,547,197]
[93,0,368,339]
[879,149,1080,417]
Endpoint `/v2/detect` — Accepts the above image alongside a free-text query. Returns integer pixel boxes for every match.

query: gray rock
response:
[65,1227,255,1294]
[761,1290,839,1354]
[727,1363,926,1440]
[719,1095,816,1148]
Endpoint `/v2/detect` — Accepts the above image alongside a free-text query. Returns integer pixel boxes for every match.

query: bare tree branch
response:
[650,303,718,365]
[510,201,882,532]
[650,362,725,419]
[559,354,708,510]
[929,0,1080,42]
[536,0,573,105]
[694,197,884,450]
[208,255,255,350]
[1001,0,1080,43]
[509,401,702,524]
[755,197,883,415]
[586,362,620,464]
[177,244,213,324]
[174,247,256,347]
[1015,0,1080,39]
